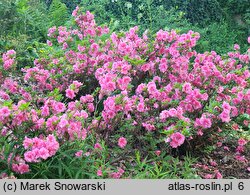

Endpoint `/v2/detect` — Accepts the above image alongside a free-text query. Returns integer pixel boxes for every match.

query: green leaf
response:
[124,56,146,66]
[19,102,30,111]
[3,100,13,108]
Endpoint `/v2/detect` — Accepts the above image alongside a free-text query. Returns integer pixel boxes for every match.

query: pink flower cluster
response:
[97,168,103,177]
[169,132,185,148]
[23,134,59,162]
[109,168,125,179]
[0,106,11,121]
[118,137,127,148]
[2,50,16,70]
[219,101,231,122]
[204,171,223,179]
[66,81,83,99]
[11,155,29,174]
[235,138,248,154]
[195,115,212,129]
[75,150,83,157]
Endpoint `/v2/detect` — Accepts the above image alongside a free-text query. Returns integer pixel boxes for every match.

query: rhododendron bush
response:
[0,7,249,179]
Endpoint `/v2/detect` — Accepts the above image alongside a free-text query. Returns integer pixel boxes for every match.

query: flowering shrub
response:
[2,50,16,70]
[23,134,59,163]
[0,6,249,178]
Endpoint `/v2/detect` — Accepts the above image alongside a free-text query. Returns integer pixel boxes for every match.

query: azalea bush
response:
[0,7,249,179]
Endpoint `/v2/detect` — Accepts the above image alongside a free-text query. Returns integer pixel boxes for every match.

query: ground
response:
[194,144,250,179]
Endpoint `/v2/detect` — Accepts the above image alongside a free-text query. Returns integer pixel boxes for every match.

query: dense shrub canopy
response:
[0,1,250,179]
[0,7,249,178]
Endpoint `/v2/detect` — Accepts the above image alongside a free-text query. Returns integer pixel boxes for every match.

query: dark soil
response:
[193,144,250,179]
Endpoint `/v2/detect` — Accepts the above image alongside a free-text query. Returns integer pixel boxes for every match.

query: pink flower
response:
[68,102,76,110]
[122,76,131,85]
[66,89,76,99]
[223,146,230,151]
[168,108,177,117]
[136,84,145,94]
[219,111,231,123]
[97,169,103,176]
[72,80,83,88]
[204,174,213,179]
[159,62,168,73]
[47,40,53,46]
[234,44,240,50]
[12,164,19,173]
[75,150,83,157]
[3,59,14,70]
[197,129,203,136]
[87,103,95,113]
[24,151,36,162]
[142,123,156,131]
[23,134,59,163]
[137,102,145,112]
[104,81,115,92]
[209,160,217,167]
[38,147,50,160]
[0,91,10,100]
[94,143,102,150]
[222,101,231,111]
[232,123,239,130]
[63,42,68,50]
[2,50,16,70]
[215,170,223,179]
[6,49,16,56]
[195,116,212,129]
[238,138,247,146]
[72,6,79,17]
[200,117,212,129]
[81,128,87,140]
[118,168,124,175]
[80,110,88,119]
[192,100,202,110]
[201,93,208,101]
[41,105,50,117]
[155,150,161,156]
[182,83,192,93]
[248,36,250,44]
[0,173,8,179]
[53,102,66,113]
[169,132,185,148]
[1,127,8,136]
[0,106,10,117]
[47,26,56,37]
[118,137,127,148]
[52,58,59,64]
[121,64,131,74]
[80,95,94,103]
[243,120,249,126]
[58,118,69,128]
[235,155,247,162]
[109,168,125,179]
[17,163,29,174]
[236,145,244,153]
[217,142,222,147]
[147,82,157,94]
[23,137,33,149]
[160,110,169,120]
